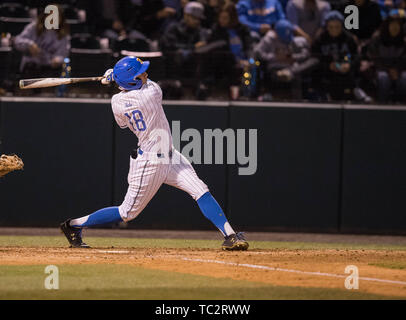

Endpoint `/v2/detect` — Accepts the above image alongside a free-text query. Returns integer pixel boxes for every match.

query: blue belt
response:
[133,148,173,159]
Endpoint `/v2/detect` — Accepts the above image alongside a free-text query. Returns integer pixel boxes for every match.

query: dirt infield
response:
[1,245,405,298]
[1,228,406,299]
[1,227,406,244]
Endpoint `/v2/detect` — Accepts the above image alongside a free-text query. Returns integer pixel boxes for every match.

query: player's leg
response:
[61,156,169,248]
[60,206,122,248]
[164,150,248,250]
[69,207,122,228]
[118,157,169,222]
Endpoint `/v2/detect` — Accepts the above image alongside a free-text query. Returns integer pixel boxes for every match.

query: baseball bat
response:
[19,76,104,89]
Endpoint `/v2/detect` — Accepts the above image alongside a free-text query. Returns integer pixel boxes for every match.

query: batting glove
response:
[101,68,114,85]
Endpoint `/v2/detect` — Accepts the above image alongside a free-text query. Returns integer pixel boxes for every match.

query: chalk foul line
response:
[97,250,130,254]
[180,257,406,286]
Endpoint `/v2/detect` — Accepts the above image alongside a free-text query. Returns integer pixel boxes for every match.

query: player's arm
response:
[111,95,128,129]
[114,116,128,129]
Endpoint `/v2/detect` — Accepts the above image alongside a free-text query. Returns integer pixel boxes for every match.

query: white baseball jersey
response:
[111,79,209,221]
[112,80,172,154]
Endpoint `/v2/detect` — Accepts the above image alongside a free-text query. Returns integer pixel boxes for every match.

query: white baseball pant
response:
[118,149,209,221]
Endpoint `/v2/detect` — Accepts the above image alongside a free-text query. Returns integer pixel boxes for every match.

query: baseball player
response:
[60,56,248,251]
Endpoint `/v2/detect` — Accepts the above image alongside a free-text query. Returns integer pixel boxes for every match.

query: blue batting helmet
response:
[113,56,150,90]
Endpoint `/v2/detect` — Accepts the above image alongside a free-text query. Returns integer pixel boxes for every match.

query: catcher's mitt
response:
[0,154,24,177]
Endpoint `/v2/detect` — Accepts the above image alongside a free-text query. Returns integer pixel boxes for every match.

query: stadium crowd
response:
[0,0,406,103]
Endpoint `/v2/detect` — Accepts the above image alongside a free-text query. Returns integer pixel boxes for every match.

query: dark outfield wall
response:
[0,98,405,234]
[0,99,114,227]
[228,104,342,233]
[340,106,406,234]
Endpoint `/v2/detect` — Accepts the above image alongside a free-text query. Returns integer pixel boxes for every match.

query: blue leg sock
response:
[197,192,235,237]
[70,207,123,228]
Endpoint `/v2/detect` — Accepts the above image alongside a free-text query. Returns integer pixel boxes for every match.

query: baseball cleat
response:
[222,232,249,251]
[60,219,90,248]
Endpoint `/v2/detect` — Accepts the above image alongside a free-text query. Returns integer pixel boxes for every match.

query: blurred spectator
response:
[254,19,313,99]
[311,11,359,101]
[14,7,70,79]
[122,0,177,41]
[279,0,290,12]
[207,3,253,93]
[86,0,126,38]
[286,0,331,44]
[377,0,405,19]
[367,9,406,103]
[160,1,211,98]
[237,0,286,38]
[200,0,227,28]
[86,1,155,52]
[162,0,190,28]
[86,0,177,50]
[340,0,382,46]
[336,0,382,103]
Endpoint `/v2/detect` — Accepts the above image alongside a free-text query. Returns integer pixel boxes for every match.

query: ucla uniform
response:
[112,79,210,222]
[60,56,248,251]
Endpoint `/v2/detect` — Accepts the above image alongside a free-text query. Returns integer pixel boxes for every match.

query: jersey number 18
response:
[124,110,146,131]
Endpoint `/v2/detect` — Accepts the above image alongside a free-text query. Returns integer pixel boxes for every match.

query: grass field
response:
[0,234,405,300]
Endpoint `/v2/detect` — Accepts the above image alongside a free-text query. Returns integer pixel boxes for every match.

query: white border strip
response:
[121,50,163,58]
[1,97,406,111]
[0,97,230,107]
[163,100,229,107]
[343,104,406,111]
[230,101,340,109]
[70,48,112,54]
[181,257,406,286]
